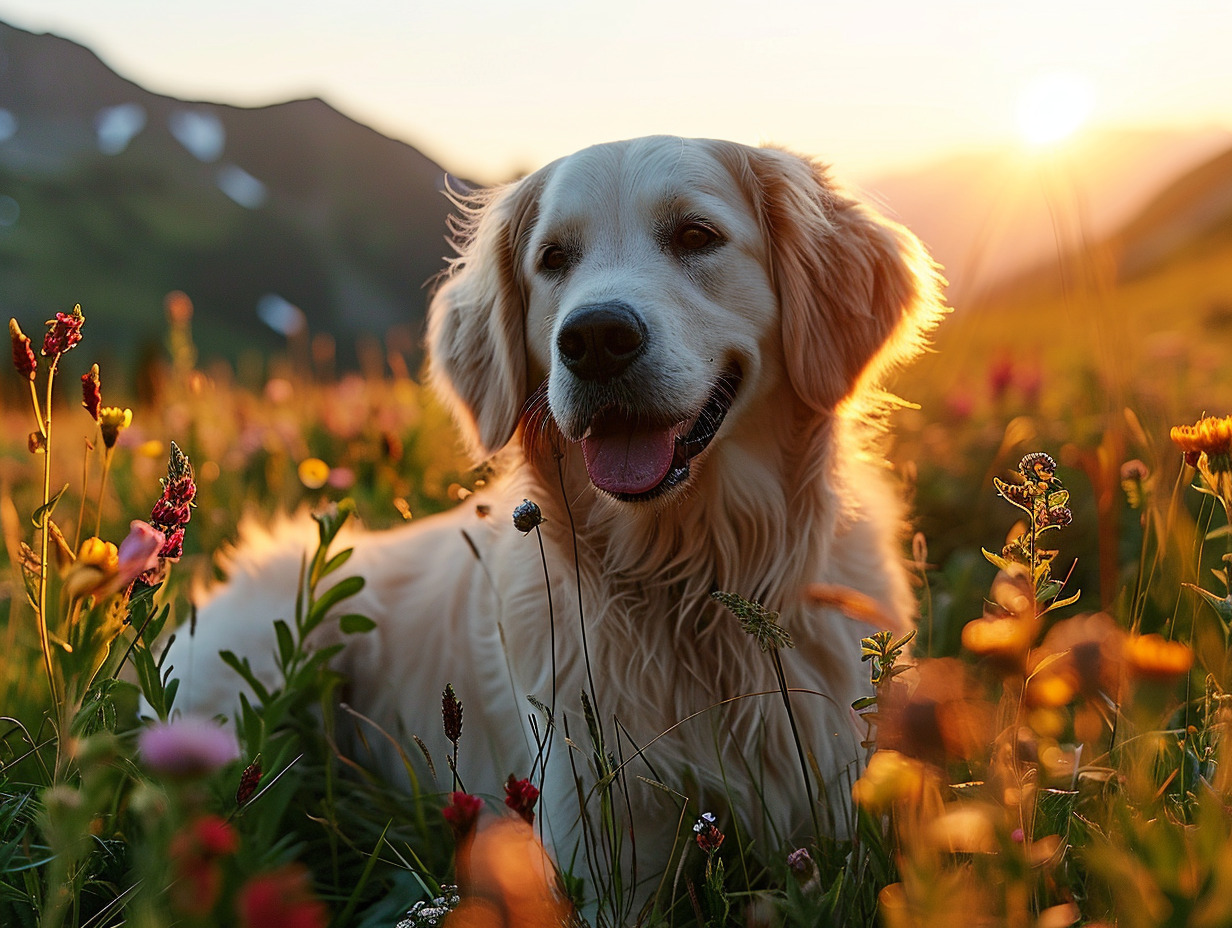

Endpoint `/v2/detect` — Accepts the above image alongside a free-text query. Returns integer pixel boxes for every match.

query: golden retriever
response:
[170,136,944,907]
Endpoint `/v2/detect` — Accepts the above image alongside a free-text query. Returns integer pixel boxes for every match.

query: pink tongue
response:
[582,424,678,495]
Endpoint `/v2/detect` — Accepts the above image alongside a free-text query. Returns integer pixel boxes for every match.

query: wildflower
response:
[851,750,928,812]
[396,885,460,928]
[1171,415,1232,466]
[962,613,1036,671]
[1121,459,1152,509]
[712,590,794,651]
[9,317,36,380]
[115,521,165,583]
[77,536,119,573]
[875,658,994,765]
[503,775,539,826]
[41,304,84,357]
[1019,451,1058,484]
[442,791,482,839]
[1123,634,1193,684]
[297,457,330,489]
[693,812,725,853]
[148,442,195,561]
[1044,505,1073,527]
[236,758,263,807]
[168,814,239,917]
[98,406,132,449]
[81,363,101,421]
[139,716,239,777]
[1033,612,1125,702]
[512,498,543,533]
[928,803,998,854]
[442,683,463,745]
[236,863,329,928]
[786,848,819,890]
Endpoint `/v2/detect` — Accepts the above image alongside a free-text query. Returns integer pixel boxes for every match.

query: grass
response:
[1,225,1232,926]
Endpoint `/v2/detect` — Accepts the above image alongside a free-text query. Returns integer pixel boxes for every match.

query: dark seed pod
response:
[512,499,543,533]
[442,683,463,745]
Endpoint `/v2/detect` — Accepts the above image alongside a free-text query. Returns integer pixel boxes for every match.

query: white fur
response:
[169,136,945,907]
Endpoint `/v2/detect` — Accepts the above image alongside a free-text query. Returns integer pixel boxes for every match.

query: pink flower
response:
[110,520,165,587]
[9,318,36,380]
[139,716,239,778]
[81,363,102,421]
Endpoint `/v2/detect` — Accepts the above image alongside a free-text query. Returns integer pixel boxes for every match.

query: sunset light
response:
[1016,72,1096,148]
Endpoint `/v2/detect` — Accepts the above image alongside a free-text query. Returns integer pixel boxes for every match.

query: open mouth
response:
[578,364,743,501]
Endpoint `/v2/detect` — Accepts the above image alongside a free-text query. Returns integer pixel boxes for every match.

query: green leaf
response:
[339,613,376,634]
[319,547,355,579]
[851,695,877,711]
[31,484,70,528]
[1205,524,1232,541]
[1182,583,1232,624]
[274,620,294,667]
[219,650,272,703]
[305,575,365,634]
[1040,588,1082,617]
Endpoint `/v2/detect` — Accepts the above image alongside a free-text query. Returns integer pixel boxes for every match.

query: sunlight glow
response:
[1016,73,1096,148]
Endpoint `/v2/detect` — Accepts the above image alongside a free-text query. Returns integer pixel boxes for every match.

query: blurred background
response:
[1,0,1230,639]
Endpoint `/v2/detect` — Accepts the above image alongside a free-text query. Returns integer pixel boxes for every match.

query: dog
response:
[169,136,945,909]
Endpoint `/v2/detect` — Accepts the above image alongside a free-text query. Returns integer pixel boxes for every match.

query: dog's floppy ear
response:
[732,145,945,412]
[427,173,544,458]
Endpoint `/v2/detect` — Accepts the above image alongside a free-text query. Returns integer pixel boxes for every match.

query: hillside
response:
[0,20,455,364]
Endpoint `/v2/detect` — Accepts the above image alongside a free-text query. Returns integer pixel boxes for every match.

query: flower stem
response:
[36,361,60,713]
[96,447,113,538]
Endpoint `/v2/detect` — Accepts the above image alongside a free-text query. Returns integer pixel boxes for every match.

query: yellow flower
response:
[77,537,119,573]
[99,406,133,449]
[851,750,928,812]
[297,458,330,489]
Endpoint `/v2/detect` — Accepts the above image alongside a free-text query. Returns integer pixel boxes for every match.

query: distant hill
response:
[860,127,1232,305]
[0,20,456,365]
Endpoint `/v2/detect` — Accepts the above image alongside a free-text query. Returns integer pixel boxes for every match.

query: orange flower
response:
[1171,415,1232,464]
[962,614,1037,671]
[1124,634,1193,683]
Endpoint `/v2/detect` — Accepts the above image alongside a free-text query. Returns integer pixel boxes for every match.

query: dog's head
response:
[428,136,944,502]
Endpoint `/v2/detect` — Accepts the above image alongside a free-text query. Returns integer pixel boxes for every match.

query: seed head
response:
[442,683,463,745]
[512,498,543,533]
[236,758,263,807]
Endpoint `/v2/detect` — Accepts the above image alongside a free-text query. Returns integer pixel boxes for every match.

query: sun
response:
[1016,72,1096,148]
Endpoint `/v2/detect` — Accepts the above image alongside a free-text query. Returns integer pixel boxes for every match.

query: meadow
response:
[2,217,1232,928]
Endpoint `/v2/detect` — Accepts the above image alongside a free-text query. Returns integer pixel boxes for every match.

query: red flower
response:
[81,363,101,421]
[41,304,84,357]
[443,791,482,838]
[9,318,36,380]
[503,775,540,826]
[168,815,239,916]
[237,864,328,928]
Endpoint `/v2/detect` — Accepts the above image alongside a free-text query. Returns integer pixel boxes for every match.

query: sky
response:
[1,0,1230,183]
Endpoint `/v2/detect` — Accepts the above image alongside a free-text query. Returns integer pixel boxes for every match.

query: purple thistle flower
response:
[139,716,239,778]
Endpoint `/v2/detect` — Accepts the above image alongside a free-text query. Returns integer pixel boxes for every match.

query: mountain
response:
[859,127,1232,305]
[0,20,456,365]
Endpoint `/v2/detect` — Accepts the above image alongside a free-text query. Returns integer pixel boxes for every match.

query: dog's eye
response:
[540,244,568,272]
[674,222,720,252]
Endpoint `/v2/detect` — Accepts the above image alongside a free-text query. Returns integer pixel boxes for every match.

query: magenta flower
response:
[41,304,85,357]
[139,716,239,778]
[148,442,195,563]
[81,363,102,421]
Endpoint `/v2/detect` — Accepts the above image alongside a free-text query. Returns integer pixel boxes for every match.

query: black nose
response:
[556,302,647,382]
